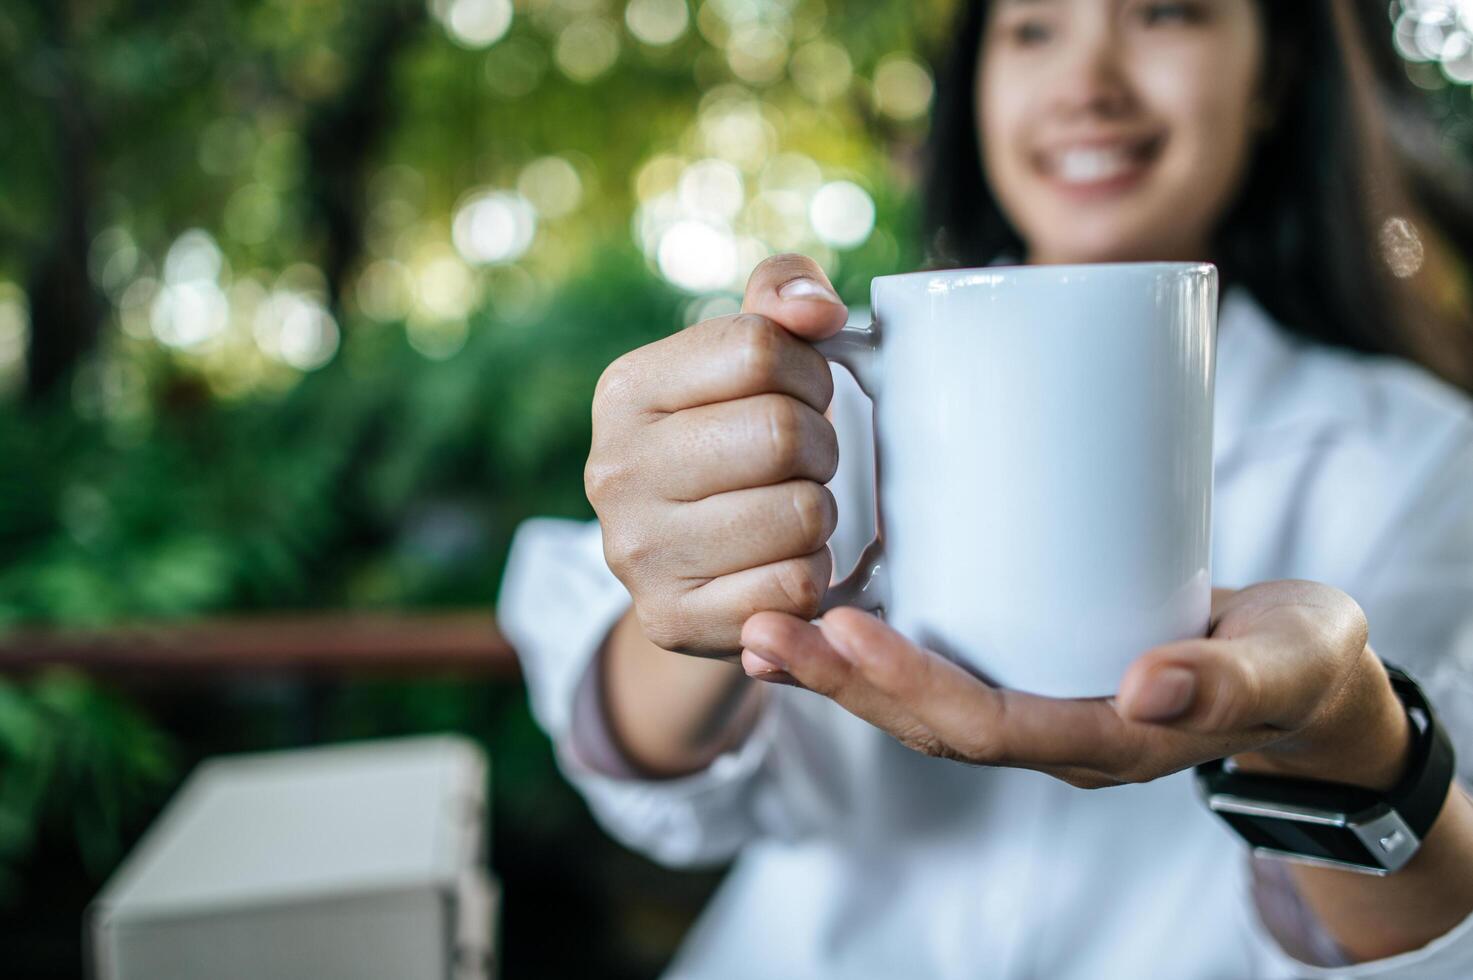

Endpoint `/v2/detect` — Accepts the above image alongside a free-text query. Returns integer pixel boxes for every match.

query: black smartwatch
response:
[1194,662,1456,876]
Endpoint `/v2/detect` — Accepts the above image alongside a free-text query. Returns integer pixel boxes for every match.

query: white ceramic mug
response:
[815,262,1218,698]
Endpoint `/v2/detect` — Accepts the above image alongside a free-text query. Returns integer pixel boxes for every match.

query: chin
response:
[1029,239,1153,266]
[1018,186,1209,265]
[1027,222,1195,266]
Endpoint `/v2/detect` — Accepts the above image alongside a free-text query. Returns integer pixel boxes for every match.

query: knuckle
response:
[772,556,823,618]
[790,482,834,551]
[583,454,627,504]
[592,356,637,414]
[730,314,783,386]
[1203,659,1261,730]
[763,396,804,471]
[818,417,840,481]
[602,522,656,577]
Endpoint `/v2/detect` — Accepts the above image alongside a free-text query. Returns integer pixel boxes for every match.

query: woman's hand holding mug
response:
[585,255,850,660]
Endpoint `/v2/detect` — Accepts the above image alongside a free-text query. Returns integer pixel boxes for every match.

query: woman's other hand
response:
[739,581,1413,791]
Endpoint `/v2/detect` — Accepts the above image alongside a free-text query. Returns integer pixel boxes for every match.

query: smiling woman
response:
[979,0,1265,263]
[928,0,1473,390]
[499,1,1473,977]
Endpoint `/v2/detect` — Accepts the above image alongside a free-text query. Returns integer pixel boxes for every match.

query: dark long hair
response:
[922,0,1473,393]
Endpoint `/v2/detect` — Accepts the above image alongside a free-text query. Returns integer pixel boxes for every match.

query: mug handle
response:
[813,320,887,616]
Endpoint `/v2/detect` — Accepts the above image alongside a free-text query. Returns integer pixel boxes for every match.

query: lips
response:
[1033,135,1164,192]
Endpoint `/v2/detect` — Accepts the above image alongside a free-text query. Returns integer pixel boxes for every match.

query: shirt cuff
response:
[1249,854,1473,978]
[1250,854,1354,967]
[555,683,782,867]
[567,634,651,780]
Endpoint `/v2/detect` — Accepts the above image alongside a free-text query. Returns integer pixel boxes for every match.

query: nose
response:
[1047,28,1137,120]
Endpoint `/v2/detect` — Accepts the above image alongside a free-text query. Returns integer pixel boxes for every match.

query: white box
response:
[88,735,498,980]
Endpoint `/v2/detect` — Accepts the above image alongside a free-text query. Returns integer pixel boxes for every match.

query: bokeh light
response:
[657,219,738,292]
[625,0,690,46]
[431,0,515,49]
[1393,1,1473,83]
[789,38,852,103]
[150,282,230,351]
[151,230,231,350]
[163,229,227,284]
[117,277,159,341]
[697,89,778,171]
[452,190,538,264]
[726,24,788,84]
[635,154,687,202]
[872,53,933,121]
[253,290,341,371]
[517,156,583,219]
[355,259,417,322]
[0,282,29,395]
[808,180,875,249]
[678,158,745,221]
[412,244,480,322]
[556,18,621,82]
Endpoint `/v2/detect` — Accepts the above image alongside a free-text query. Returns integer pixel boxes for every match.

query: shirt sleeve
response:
[495,333,877,870]
[496,516,793,868]
[1249,409,1473,978]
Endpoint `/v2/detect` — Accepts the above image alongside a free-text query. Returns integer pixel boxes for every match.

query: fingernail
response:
[742,646,788,673]
[754,670,802,687]
[777,277,841,304]
[1133,666,1197,721]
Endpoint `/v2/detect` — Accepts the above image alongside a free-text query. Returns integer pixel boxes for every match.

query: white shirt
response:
[497,288,1473,979]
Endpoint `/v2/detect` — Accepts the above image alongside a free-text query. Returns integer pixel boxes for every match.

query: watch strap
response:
[1196,660,1456,845]
[1381,661,1456,840]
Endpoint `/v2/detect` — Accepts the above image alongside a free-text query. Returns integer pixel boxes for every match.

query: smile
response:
[1033,135,1164,196]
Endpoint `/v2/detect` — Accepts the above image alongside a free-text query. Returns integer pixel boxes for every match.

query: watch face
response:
[1217,812,1378,866]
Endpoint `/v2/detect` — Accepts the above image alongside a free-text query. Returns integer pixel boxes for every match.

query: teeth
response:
[1053,146,1137,184]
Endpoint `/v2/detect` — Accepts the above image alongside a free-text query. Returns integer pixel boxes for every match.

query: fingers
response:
[775,608,1161,775]
[1119,582,1366,733]
[742,253,849,342]
[599,313,837,418]
[669,548,834,650]
[742,607,1291,782]
[654,393,840,500]
[1119,638,1326,736]
[741,611,937,746]
[813,609,1010,759]
[667,480,837,579]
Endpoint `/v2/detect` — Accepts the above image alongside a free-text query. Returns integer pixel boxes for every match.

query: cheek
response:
[976,59,1038,223]
[1136,49,1259,210]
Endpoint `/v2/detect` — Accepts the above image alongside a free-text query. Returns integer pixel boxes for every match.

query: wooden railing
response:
[0,611,521,679]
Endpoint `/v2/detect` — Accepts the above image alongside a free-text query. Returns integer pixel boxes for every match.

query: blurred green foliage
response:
[3,0,1467,930]
[0,0,937,903]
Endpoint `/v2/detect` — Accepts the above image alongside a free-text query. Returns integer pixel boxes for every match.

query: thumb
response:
[1116,635,1312,733]
[742,252,848,341]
